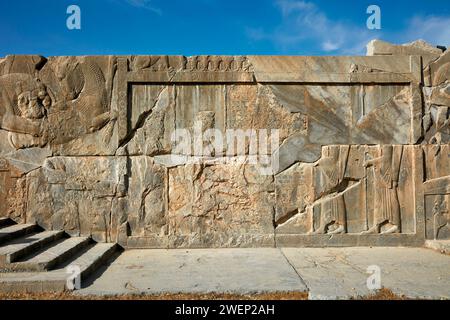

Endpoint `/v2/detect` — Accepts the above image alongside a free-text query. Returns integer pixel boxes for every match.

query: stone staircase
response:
[0,218,120,293]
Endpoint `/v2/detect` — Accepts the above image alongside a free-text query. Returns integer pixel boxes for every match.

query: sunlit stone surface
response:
[0,40,449,248]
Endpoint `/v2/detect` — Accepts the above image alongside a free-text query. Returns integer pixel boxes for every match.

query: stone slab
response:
[0,230,64,264]
[67,243,118,278]
[76,249,307,296]
[12,237,90,271]
[0,272,67,293]
[425,240,450,255]
[248,55,421,83]
[0,224,38,244]
[1,247,448,298]
[282,247,450,299]
[75,248,450,299]
[275,234,425,247]
[0,243,119,293]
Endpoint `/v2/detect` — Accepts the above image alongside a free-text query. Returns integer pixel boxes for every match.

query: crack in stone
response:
[279,248,310,293]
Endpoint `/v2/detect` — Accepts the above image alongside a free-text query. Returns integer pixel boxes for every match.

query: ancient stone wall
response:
[0,40,449,248]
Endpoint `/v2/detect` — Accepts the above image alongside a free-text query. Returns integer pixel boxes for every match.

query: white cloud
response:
[246,1,450,54]
[277,0,315,16]
[246,0,380,55]
[322,41,340,51]
[123,0,162,15]
[403,16,450,47]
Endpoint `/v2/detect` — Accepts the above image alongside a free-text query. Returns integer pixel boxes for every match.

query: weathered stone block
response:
[0,40,449,247]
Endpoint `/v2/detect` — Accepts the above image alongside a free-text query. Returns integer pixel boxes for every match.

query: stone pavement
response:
[77,247,450,300]
[425,240,450,255]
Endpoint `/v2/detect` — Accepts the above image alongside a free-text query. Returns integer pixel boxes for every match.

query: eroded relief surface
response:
[0,39,449,248]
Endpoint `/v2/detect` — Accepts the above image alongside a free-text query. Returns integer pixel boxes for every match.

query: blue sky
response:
[1,0,449,56]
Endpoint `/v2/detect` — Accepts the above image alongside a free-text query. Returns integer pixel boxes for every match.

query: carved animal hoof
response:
[380,225,399,234]
[360,226,379,235]
[328,225,345,234]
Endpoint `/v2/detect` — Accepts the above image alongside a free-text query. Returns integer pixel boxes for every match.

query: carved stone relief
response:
[0,40,449,247]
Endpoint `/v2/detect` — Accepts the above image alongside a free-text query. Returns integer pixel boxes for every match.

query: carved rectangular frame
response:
[116,55,428,247]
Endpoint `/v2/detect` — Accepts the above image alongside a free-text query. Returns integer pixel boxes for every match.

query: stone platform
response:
[0,39,449,249]
[75,247,450,300]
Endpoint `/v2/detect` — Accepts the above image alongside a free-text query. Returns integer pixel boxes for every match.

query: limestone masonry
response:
[0,40,449,248]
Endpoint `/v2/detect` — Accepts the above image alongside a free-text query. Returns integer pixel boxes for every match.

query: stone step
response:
[0,230,65,266]
[0,218,14,228]
[0,271,68,293]
[65,243,118,290]
[0,224,38,245]
[12,237,91,272]
[0,243,120,293]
